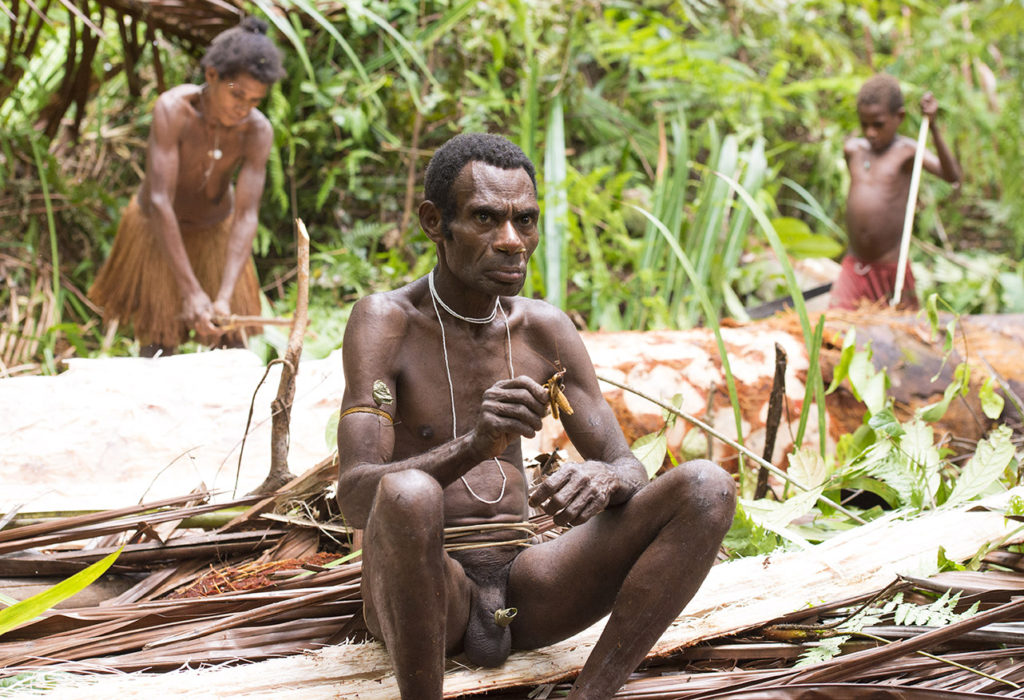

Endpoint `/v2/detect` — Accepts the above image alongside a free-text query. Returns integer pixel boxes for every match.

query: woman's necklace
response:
[429,270,514,504]
[200,87,223,186]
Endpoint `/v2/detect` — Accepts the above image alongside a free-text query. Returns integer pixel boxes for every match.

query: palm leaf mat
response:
[3,482,1024,698]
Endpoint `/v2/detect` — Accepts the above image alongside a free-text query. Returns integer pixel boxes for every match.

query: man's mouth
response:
[489,268,525,284]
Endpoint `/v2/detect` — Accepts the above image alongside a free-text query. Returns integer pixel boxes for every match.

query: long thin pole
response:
[891,116,929,306]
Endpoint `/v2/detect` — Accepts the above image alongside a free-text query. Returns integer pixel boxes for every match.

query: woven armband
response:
[338,406,394,423]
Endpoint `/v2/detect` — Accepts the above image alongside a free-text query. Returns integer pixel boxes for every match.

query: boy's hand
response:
[920,92,939,120]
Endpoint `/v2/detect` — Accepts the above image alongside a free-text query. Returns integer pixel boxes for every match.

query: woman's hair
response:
[200,17,286,85]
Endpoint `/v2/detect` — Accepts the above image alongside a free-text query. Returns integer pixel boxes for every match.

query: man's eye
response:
[518,215,534,226]
[475,212,491,223]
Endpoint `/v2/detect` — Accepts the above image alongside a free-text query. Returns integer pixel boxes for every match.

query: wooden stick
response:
[251,219,311,494]
[892,115,929,307]
[212,314,293,329]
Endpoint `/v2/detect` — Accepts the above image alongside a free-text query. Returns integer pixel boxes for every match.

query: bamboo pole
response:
[891,116,929,307]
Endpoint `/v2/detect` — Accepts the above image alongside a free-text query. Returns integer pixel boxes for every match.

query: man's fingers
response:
[528,469,568,508]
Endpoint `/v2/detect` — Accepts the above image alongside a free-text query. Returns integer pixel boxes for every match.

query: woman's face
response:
[204,68,268,127]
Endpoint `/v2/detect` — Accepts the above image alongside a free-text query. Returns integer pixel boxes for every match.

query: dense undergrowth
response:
[0,1,1022,373]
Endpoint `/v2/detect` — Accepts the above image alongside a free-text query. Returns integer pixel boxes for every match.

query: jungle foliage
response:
[0,0,1023,371]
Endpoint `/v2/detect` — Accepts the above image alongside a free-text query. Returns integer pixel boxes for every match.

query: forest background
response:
[0,0,1022,372]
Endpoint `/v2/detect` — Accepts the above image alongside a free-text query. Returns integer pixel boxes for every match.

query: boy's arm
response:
[920,92,962,185]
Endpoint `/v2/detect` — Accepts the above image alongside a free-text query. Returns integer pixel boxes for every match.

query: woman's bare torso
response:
[138,84,262,230]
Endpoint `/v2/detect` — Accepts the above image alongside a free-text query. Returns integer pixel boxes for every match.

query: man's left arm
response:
[214,113,273,314]
[528,312,646,527]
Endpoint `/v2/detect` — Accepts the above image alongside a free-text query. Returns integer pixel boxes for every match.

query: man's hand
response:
[469,376,549,460]
[181,290,221,338]
[529,461,624,527]
[920,92,939,120]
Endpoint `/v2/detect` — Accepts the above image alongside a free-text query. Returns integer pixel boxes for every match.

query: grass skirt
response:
[89,196,261,348]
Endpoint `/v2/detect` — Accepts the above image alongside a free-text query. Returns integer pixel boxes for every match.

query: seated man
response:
[336,132,736,699]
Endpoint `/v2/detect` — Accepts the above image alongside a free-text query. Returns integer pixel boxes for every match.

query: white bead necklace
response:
[428,270,498,324]
[429,270,514,504]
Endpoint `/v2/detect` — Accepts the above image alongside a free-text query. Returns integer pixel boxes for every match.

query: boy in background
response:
[830,74,962,310]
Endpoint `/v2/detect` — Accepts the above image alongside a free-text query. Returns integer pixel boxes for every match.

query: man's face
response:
[856,102,903,153]
[205,68,268,127]
[441,161,539,297]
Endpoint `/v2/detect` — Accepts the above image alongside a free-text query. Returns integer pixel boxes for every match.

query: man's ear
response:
[205,66,219,85]
[419,200,444,243]
[896,107,906,123]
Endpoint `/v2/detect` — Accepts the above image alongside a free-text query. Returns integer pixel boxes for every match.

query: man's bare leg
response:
[508,460,735,698]
[362,470,471,698]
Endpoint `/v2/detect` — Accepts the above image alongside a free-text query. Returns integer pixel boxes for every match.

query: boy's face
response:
[857,102,904,153]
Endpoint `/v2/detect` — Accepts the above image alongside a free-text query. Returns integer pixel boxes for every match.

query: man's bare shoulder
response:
[511,296,576,332]
[347,283,432,345]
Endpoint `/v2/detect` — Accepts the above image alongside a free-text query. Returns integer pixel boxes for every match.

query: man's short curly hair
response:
[201,17,286,85]
[424,133,537,227]
[857,74,904,114]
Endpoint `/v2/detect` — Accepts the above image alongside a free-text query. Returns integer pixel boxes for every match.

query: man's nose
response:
[494,220,525,253]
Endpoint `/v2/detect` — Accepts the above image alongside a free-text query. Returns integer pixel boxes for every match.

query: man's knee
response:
[371,470,444,530]
[663,459,736,534]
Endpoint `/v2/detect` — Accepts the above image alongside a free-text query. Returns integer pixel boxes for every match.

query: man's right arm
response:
[145,95,219,336]
[335,294,549,528]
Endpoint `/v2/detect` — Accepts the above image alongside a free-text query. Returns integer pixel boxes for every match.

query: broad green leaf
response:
[770,216,844,258]
[867,407,905,438]
[789,447,828,490]
[0,547,123,637]
[848,348,887,415]
[679,428,708,462]
[979,377,1005,420]
[741,489,821,549]
[632,430,668,480]
[946,425,1015,507]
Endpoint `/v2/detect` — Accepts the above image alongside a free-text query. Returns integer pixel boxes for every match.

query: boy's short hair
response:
[857,74,904,114]
[201,17,286,85]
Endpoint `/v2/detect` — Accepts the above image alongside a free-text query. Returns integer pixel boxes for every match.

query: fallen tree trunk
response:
[533,310,1024,472]
[48,488,1024,699]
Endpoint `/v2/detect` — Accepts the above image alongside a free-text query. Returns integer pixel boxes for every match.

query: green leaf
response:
[741,490,821,549]
[770,216,844,258]
[847,347,887,415]
[867,407,905,438]
[0,547,123,637]
[826,328,856,395]
[632,430,668,480]
[789,447,828,490]
[937,545,967,572]
[918,363,969,423]
[324,409,340,451]
[979,377,1005,420]
[679,428,708,462]
[946,425,1015,507]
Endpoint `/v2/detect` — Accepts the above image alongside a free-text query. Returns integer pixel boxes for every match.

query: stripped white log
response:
[52,487,1024,699]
